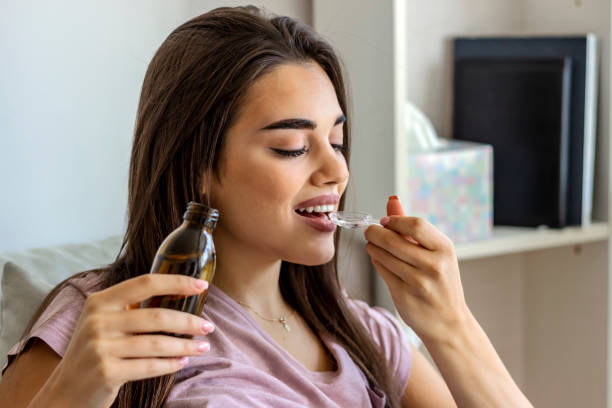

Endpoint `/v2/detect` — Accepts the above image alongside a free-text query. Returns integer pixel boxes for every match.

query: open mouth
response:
[294,205,335,220]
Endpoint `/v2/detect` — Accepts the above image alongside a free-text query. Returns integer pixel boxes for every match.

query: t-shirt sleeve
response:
[347,297,413,396]
[2,277,89,374]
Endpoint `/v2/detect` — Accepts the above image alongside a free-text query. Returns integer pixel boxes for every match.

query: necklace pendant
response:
[279,317,291,332]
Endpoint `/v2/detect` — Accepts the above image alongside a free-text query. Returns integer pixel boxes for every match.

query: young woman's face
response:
[210,62,349,265]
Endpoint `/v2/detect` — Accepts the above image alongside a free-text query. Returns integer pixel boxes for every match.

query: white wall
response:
[0,0,311,252]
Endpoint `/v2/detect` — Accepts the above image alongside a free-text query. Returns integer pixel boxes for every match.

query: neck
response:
[211,228,292,317]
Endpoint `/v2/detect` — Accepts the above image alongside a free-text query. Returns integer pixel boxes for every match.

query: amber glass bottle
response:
[141,202,218,338]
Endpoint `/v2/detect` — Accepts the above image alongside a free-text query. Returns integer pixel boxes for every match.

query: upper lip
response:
[294,193,339,210]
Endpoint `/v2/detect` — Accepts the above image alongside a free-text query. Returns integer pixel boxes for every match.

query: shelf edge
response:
[456,222,610,261]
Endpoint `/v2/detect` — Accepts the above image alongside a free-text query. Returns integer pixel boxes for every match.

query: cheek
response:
[215,151,301,228]
[213,148,336,264]
[234,159,297,209]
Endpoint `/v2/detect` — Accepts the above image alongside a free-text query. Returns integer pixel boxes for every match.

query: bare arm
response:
[0,339,66,407]
[402,343,457,407]
[423,310,532,408]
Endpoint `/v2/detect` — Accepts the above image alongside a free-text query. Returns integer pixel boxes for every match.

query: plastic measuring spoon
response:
[328,211,382,229]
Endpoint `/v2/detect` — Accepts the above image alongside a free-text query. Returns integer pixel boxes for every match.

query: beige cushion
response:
[0,235,122,372]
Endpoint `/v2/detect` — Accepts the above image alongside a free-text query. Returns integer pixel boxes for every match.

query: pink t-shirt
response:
[4,272,412,407]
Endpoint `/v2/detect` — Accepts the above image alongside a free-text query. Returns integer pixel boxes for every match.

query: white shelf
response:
[455,222,609,261]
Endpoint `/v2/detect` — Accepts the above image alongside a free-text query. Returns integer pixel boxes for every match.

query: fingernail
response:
[388,195,399,201]
[202,321,215,333]
[194,279,208,290]
[196,341,210,353]
[179,356,189,366]
[380,216,390,226]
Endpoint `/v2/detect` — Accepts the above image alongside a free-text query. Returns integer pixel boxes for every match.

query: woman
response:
[0,6,531,408]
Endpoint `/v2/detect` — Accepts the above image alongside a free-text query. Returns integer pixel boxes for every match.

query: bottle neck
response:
[183,202,219,232]
[203,218,218,232]
[184,218,216,231]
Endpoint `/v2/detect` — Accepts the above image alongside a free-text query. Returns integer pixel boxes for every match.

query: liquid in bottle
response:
[140,202,218,338]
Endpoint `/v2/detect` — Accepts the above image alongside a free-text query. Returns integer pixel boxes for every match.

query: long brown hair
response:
[13,6,402,407]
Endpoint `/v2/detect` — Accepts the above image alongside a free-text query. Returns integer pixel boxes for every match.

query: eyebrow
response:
[259,114,346,131]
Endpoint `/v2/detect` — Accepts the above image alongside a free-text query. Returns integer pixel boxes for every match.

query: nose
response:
[311,143,349,187]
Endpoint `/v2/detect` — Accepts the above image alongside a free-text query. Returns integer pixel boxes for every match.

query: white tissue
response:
[405,101,442,151]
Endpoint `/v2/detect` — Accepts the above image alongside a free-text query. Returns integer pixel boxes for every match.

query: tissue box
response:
[403,140,492,244]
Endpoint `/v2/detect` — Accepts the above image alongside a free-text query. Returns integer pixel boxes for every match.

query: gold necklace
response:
[234,299,297,332]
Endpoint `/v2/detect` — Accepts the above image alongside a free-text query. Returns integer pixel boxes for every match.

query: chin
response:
[285,244,336,266]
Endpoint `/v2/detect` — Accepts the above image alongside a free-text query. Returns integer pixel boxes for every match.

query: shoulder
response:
[345,296,404,345]
[33,271,103,323]
[344,295,414,394]
[3,271,105,372]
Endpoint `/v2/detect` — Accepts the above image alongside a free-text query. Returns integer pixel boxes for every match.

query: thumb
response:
[384,195,419,245]
[386,195,405,216]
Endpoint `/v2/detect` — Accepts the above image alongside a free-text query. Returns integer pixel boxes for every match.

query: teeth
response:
[297,204,335,213]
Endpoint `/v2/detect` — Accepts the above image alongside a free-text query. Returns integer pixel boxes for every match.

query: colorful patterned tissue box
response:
[403,140,492,244]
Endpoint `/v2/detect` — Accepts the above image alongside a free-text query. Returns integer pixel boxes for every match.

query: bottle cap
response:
[184,201,219,224]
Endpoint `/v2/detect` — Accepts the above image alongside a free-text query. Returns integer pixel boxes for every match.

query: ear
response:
[200,169,211,196]
[200,169,218,204]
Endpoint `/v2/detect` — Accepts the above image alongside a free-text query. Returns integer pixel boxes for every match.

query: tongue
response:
[298,211,326,219]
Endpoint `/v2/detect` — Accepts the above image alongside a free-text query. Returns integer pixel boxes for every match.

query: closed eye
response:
[332,144,348,153]
[271,144,347,158]
[271,147,309,157]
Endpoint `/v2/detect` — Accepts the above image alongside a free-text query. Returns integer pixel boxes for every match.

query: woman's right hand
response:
[49,274,214,408]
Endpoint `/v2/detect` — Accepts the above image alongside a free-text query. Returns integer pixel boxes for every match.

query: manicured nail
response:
[196,341,210,353]
[202,321,215,333]
[194,279,208,290]
[178,356,189,366]
[388,195,399,201]
[380,216,390,226]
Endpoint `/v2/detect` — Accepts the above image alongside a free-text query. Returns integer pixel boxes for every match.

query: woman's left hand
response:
[364,215,471,345]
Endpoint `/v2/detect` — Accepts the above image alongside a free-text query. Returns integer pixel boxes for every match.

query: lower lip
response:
[295,212,337,232]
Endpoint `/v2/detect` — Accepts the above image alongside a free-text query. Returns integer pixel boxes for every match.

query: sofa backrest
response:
[0,235,122,372]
